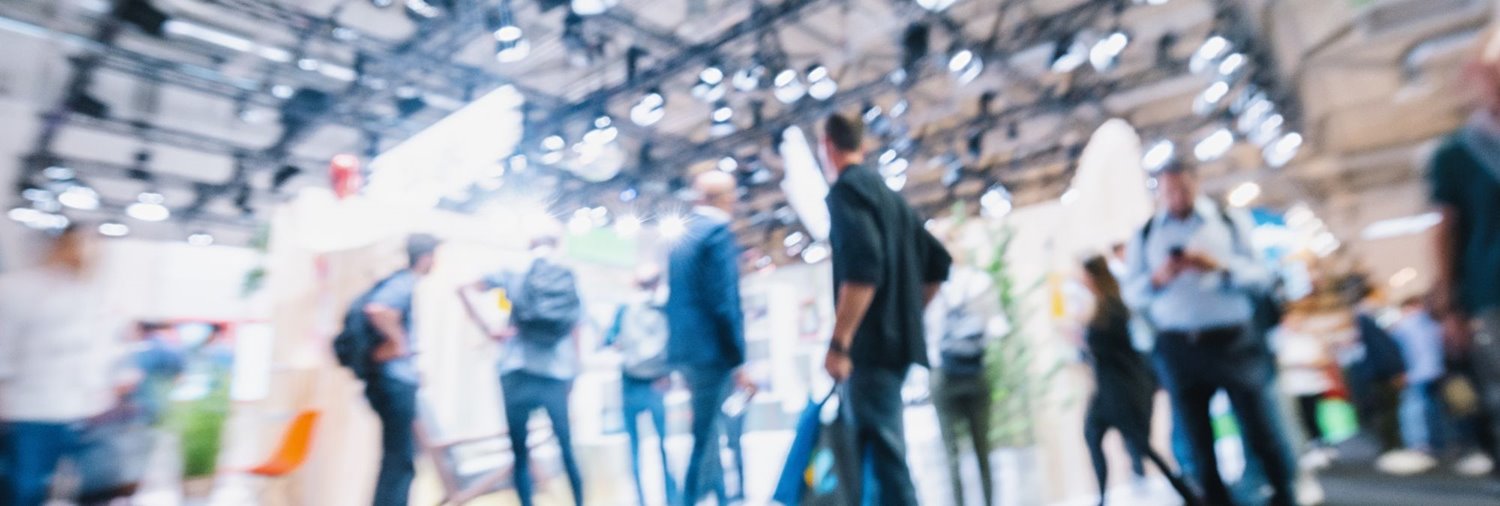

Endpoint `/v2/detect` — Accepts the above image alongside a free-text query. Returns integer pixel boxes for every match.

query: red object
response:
[329,154,362,199]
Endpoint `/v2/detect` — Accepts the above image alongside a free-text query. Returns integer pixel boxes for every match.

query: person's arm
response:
[365,303,409,360]
[703,225,747,365]
[1426,147,1470,352]
[457,276,512,341]
[1121,230,1158,310]
[823,186,884,380]
[919,228,953,308]
[1210,209,1272,292]
[830,282,878,357]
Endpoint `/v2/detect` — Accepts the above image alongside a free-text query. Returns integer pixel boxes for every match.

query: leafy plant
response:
[982,225,1061,448]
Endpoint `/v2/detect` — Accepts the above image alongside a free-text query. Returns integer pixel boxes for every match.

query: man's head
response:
[821,113,866,180]
[693,170,738,214]
[406,233,441,275]
[46,223,99,275]
[634,262,662,292]
[1155,160,1199,218]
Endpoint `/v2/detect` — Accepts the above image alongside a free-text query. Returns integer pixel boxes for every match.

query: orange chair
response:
[240,410,321,504]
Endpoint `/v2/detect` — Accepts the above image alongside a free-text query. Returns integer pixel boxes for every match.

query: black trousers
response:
[844,366,918,506]
[501,371,584,506]
[1156,330,1296,506]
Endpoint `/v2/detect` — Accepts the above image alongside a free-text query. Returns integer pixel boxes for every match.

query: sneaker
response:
[1375,450,1438,476]
[1299,448,1333,471]
[1296,472,1326,506]
[1454,452,1495,477]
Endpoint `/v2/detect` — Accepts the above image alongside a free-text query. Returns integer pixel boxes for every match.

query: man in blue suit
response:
[666,170,747,506]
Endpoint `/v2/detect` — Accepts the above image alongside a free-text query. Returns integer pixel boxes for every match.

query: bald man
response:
[665,170,746,505]
[1430,29,1500,473]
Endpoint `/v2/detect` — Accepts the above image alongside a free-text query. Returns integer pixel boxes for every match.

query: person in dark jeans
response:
[460,236,585,506]
[1124,161,1296,506]
[665,171,748,506]
[1430,42,1500,475]
[927,265,996,506]
[820,113,952,506]
[1080,257,1199,506]
[604,264,675,506]
[362,234,440,506]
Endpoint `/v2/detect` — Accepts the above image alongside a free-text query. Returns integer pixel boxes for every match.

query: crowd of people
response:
[2,42,1500,506]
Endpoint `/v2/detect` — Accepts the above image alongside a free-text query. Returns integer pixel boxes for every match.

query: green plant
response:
[982,225,1061,448]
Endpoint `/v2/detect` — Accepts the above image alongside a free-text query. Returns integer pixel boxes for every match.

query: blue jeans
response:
[1400,381,1447,452]
[502,371,583,506]
[845,366,917,506]
[622,376,674,506]
[2,421,86,506]
[365,368,418,506]
[680,366,733,506]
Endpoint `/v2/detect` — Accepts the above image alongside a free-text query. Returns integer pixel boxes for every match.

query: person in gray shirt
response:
[1123,161,1295,506]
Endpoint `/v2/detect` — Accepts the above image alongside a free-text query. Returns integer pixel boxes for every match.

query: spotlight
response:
[615,214,641,237]
[571,0,618,15]
[543,135,566,151]
[496,39,531,62]
[733,65,765,91]
[718,157,738,172]
[99,222,131,237]
[1190,35,1232,73]
[700,65,725,86]
[980,184,1012,218]
[801,242,830,263]
[568,209,594,235]
[188,232,215,246]
[43,166,75,181]
[1227,182,1261,208]
[489,1,523,42]
[1218,52,1246,76]
[712,103,734,123]
[1090,31,1130,71]
[862,102,882,123]
[773,69,805,104]
[1263,132,1303,168]
[58,185,99,211]
[1248,113,1285,147]
[405,0,446,19]
[1051,35,1088,73]
[631,89,666,126]
[947,46,984,84]
[1193,81,1231,115]
[1142,140,1175,171]
[915,0,958,11]
[127,192,171,222]
[1194,128,1235,162]
[658,214,687,240]
[806,64,838,100]
[693,65,728,102]
[583,115,619,145]
[270,84,294,99]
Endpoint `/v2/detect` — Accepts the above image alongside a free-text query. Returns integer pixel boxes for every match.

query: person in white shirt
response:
[0,225,128,506]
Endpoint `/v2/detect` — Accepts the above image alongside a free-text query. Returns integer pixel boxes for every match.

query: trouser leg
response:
[933,375,968,506]
[847,367,917,506]
[540,378,584,506]
[503,373,538,506]
[3,422,78,506]
[623,380,649,506]
[1224,378,1297,506]
[1083,400,1111,501]
[368,376,418,506]
[680,367,731,505]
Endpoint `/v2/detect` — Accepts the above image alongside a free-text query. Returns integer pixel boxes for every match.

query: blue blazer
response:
[665,208,746,370]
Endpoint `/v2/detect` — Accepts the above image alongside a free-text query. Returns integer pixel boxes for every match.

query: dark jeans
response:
[680,366,733,505]
[622,375,674,506]
[722,408,747,501]
[501,371,583,506]
[933,371,993,506]
[845,366,918,506]
[1083,394,1200,506]
[1469,309,1500,470]
[365,371,418,506]
[1156,330,1296,506]
[1354,380,1403,452]
[2,421,86,506]
[1400,382,1447,452]
[1295,393,1327,444]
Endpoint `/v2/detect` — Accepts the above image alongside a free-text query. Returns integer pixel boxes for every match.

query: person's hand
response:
[1182,251,1222,272]
[1151,259,1184,288]
[824,347,852,382]
[371,340,405,363]
[490,326,518,342]
[1442,312,1473,356]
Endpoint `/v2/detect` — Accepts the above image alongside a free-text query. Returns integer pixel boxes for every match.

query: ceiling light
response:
[1194,128,1235,162]
[1227,181,1261,208]
[43,166,75,180]
[1263,132,1303,168]
[773,69,805,104]
[404,0,444,19]
[718,157,738,172]
[494,25,523,42]
[99,222,130,237]
[614,214,641,237]
[948,47,984,84]
[127,192,170,222]
[712,104,734,123]
[1143,140,1175,171]
[658,215,687,240]
[1051,36,1088,73]
[733,66,764,91]
[1190,35,1232,73]
[801,242,830,263]
[1249,113,1285,146]
[915,0,958,11]
[806,64,838,100]
[1361,212,1441,241]
[188,232,214,246]
[571,0,618,15]
[1218,53,1246,76]
[58,185,99,211]
[981,184,1012,218]
[496,39,530,62]
[568,209,594,235]
[270,85,294,99]
[1090,31,1130,71]
[631,90,666,126]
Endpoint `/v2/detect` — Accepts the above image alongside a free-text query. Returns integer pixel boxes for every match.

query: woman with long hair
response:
[1079,256,1199,506]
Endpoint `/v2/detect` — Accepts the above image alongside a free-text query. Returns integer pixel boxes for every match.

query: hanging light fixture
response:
[630,89,666,126]
[806,64,838,100]
[980,184,1013,218]
[126,192,171,222]
[773,68,805,104]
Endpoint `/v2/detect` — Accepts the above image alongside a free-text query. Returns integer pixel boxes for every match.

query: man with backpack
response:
[603,263,674,506]
[347,234,439,506]
[926,263,997,506]
[459,235,585,506]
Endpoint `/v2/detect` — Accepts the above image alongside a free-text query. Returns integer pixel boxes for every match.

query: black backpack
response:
[938,279,988,376]
[512,260,582,347]
[333,274,399,380]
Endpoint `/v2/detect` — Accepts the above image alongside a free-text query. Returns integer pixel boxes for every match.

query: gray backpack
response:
[512,260,582,347]
[616,303,670,380]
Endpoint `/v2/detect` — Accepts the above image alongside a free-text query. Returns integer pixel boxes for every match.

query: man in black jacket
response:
[821,113,952,505]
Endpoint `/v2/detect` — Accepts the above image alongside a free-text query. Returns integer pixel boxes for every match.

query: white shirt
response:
[0,266,123,421]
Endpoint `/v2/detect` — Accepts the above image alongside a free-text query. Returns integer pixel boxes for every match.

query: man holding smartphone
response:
[1124,161,1297,506]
